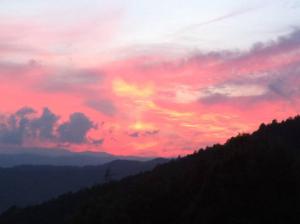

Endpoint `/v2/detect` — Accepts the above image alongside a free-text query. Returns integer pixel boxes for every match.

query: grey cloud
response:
[42,69,103,92]
[15,107,36,117]
[0,112,31,145]
[267,65,300,99]
[0,61,31,78]
[129,130,159,138]
[237,28,300,62]
[145,130,159,136]
[129,132,140,138]
[0,107,100,146]
[57,113,96,144]
[199,61,300,105]
[0,107,58,145]
[224,28,300,68]
[91,138,104,145]
[138,29,300,76]
[58,69,102,85]
[184,28,300,70]
[86,99,117,116]
[31,108,59,140]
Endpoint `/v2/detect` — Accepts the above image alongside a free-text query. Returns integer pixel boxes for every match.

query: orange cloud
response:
[112,78,154,98]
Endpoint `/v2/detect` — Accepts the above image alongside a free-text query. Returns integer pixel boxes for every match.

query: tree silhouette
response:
[104,167,113,183]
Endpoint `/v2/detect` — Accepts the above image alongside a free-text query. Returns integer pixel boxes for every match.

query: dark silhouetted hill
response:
[0,158,167,213]
[1,116,300,224]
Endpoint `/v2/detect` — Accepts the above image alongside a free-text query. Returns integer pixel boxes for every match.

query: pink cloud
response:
[0,29,300,156]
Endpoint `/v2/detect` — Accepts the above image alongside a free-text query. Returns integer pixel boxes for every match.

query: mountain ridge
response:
[0,158,167,214]
[0,147,154,167]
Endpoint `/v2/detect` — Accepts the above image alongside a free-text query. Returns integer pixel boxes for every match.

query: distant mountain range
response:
[0,158,167,213]
[0,147,153,167]
[1,116,300,223]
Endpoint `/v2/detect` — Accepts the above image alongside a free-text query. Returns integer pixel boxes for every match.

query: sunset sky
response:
[1,0,300,157]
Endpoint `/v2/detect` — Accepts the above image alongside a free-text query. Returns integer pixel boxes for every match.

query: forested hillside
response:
[1,117,300,224]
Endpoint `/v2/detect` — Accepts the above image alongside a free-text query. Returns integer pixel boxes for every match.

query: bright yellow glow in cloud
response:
[181,123,201,128]
[200,114,235,122]
[134,99,195,120]
[162,110,194,119]
[112,78,154,98]
[130,121,156,131]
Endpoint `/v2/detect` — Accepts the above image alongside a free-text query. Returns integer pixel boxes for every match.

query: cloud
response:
[0,107,99,147]
[199,83,267,100]
[0,109,33,145]
[129,132,140,138]
[197,59,300,106]
[91,138,104,145]
[86,99,116,116]
[15,107,36,117]
[248,28,300,56]
[145,130,159,136]
[174,85,202,104]
[1,26,300,156]
[0,61,33,78]
[41,69,103,92]
[57,113,96,144]
[31,108,59,140]
[154,28,300,107]
[265,64,300,104]
[112,78,154,98]
[173,83,268,104]
[128,130,159,138]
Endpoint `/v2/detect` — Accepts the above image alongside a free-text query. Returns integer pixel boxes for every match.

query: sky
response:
[0,0,300,157]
